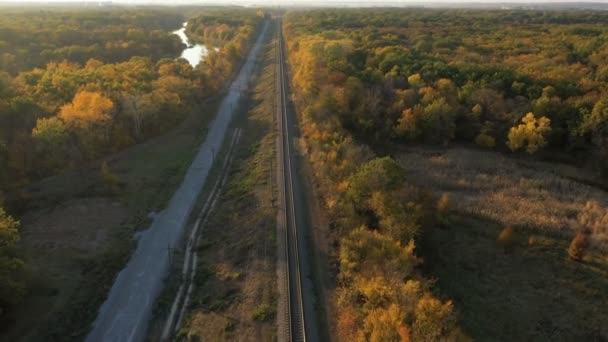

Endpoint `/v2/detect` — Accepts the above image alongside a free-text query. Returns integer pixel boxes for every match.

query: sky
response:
[1,0,608,6]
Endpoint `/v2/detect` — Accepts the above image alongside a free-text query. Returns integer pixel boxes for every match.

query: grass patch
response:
[396,146,608,341]
[422,214,608,340]
[178,24,278,341]
[396,146,608,249]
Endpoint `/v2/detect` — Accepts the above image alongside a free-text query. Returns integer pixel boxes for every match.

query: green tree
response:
[580,100,608,152]
[370,190,421,243]
[0,208,26,314]
[100,161,121,194]
[32,117,70,173]
[346,157,405,206]
[421,98,456,144]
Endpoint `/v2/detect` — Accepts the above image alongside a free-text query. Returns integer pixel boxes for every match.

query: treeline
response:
[186,9,266,83]
[284,17,468,341]
[186,8,266,45]
[0,8,266,318]
[0,9,184,73]
[285,9,608,171]
[0,8,265,204]
[9,58,198,182]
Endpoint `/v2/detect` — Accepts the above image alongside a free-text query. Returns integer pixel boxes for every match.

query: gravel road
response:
[85,21,269,342]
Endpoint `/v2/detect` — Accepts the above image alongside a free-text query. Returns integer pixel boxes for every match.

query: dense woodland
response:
[284,8,608,341]
[285,9,608,161]
[0,7,264,323]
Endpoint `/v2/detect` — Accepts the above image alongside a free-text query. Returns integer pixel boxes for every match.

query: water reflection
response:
[172,22,208,68]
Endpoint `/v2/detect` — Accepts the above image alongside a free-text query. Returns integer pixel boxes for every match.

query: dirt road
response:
[85,21,269,342]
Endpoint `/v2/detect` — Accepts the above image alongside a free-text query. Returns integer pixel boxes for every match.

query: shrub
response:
[437,193,450,213]
[252,303,275,322]
[437,193,451,226]
[568,232,587,261]
[497,227,515,253]
[475,133,495,148]
[100,161,121,194]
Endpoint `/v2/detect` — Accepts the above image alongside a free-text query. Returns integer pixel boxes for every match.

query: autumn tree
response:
[395,108,421,139]
[407,73,424,89]
[423,98,456,144]
[339,227,419,282]
[119,92,155,141]
[370,190,421,242]
[412,295,457,342]
[436,192,451,226]
[59,90,113,129]
[363,304,411,342]
[0,208,26,314]
[497,226,515,254]
[59,90,114,158]
[507,112,551,154]
[568,232,587,261]
[32,117,70,173]
[580,99,608,158]
[346,157,404,206]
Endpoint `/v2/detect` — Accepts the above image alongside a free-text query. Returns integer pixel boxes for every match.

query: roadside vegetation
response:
[176,25,277,341]
[284,8,608,341]
[285,14,465,342]
[0,7,266,340]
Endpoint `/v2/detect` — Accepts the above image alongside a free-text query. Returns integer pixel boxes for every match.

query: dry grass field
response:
[395,145,608,341]
[397,146,608,248]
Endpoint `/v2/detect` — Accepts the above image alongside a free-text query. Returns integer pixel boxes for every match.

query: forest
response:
[0,7,265,335]
[285,9,608,161]
[284,8,608,341]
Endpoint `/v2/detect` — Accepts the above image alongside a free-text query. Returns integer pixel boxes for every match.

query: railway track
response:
[276,17,307,342]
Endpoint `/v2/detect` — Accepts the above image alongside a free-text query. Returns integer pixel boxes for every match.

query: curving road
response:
[86,21,269,342]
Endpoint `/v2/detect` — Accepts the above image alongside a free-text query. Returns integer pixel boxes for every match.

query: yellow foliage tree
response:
[407,73,424,88]
[497,226,515,254]
[395,108,420,139]
[363,304,411,342]
[58,90,114,158]
[412,295,457,342]
[339,227,419,282]
[58,90,113,129]
[507,112,551,154]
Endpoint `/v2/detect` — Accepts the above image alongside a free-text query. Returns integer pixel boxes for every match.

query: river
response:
[172,22,208,68]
